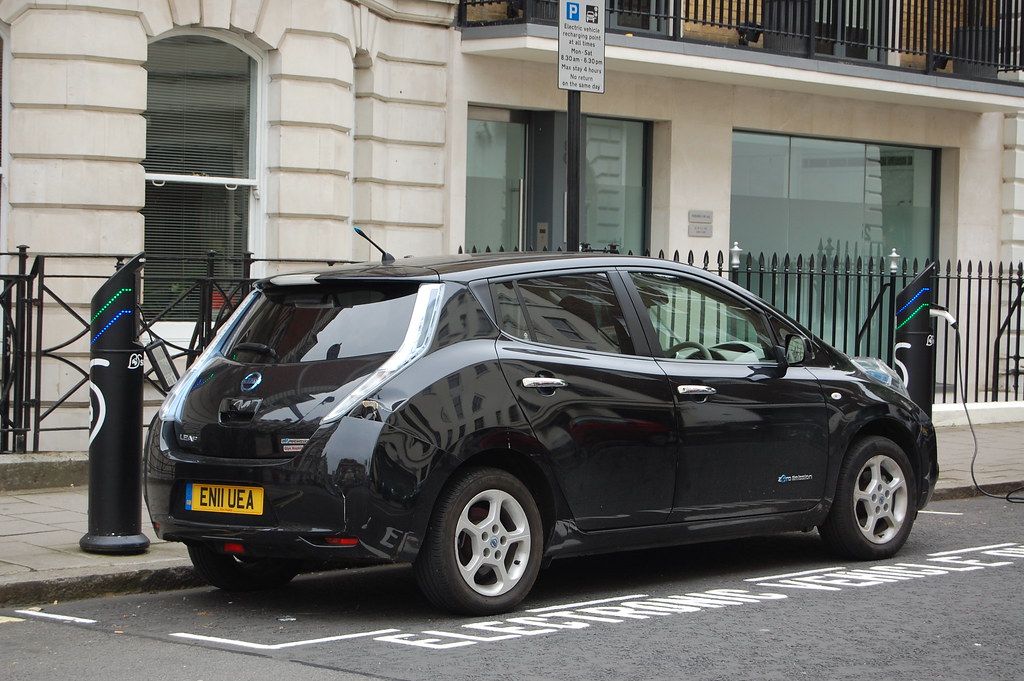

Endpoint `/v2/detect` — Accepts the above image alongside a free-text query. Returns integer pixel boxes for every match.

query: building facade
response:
[2,0,1024,449]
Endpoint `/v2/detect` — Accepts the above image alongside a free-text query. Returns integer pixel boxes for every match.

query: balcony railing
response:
[459,0,1024,79]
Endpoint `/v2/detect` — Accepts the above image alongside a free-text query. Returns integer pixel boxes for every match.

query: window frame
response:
[620,267,781,365]
[488,268,654,357]
[143,28,266,263]
[143,29,265,338]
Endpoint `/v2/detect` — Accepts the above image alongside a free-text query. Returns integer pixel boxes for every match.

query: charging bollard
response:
[80,253,151,554]
[893,262,937,417]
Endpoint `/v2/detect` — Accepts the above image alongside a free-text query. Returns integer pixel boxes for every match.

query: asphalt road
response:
[3,497,1022,681]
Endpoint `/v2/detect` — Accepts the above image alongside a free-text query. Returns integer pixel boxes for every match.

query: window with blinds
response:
[142,35,255,320]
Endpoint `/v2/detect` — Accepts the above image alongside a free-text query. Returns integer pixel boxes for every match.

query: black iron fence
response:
[460,0,1024,77]
[461,243,1024,403]
[1,246,1022,452]
[0,249,352,453]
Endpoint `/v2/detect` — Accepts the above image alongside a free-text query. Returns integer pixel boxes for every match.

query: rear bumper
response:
[145,416,411,564]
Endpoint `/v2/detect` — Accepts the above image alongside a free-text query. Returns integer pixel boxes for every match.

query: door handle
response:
[677,385,717,396]
[522,377,568,390]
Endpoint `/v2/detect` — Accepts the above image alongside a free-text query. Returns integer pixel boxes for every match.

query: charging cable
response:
[936,306,1024,503]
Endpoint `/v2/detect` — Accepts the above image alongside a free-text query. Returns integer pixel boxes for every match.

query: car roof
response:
[262,252,714,286]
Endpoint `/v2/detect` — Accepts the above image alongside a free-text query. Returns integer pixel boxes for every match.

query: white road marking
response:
[927,543,1017,556]
[744,567,844,582]
[15,610,97,624]
[169,627,402,650]
[527,594,649,613]
[920,510,964,516]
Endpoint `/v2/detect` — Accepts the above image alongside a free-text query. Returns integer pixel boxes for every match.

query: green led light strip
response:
[895,303,929,330]
[91,288,132,324]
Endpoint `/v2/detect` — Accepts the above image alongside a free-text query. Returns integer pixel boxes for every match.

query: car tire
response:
[819,436,917,560]
[187,543,300,591]
[414,467,543,616]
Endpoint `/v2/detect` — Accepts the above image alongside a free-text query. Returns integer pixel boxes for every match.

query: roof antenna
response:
[354,227,395,265]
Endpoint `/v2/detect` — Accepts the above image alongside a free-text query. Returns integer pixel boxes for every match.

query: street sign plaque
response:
[558,0,605,93]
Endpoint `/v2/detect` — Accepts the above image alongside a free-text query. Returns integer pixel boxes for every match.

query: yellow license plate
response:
[185,483,264,515]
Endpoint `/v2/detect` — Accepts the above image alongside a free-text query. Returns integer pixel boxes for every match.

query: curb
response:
[0,564,203,609]
[0,452,89,492]
[930,481,1024,501]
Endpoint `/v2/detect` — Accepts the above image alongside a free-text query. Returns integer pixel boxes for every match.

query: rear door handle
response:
[522,377,569,390]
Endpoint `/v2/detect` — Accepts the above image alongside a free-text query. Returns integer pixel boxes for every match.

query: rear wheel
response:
[187,544,300,591]
[414,468,543,615]
[820,436,917,560]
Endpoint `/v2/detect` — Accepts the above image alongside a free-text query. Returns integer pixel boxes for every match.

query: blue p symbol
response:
[567,2,580,20]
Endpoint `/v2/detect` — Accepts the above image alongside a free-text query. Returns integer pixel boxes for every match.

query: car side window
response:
[492,273,635,355]
[629,271,774,362]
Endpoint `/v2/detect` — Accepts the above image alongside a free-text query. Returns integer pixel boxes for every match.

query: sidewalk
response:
[1,423,1022,609]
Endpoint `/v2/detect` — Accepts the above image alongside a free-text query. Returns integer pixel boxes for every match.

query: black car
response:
[145,252,937,615]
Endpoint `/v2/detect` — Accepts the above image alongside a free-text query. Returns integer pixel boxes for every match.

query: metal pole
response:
[566,89,581,252]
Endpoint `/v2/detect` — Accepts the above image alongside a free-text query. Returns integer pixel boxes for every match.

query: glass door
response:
[466,114,527,253]
[466,109,649,255]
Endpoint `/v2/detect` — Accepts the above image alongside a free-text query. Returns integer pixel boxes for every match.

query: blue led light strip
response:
[91,309,132,344]
[896,287,930,316]
[91,288,132,324]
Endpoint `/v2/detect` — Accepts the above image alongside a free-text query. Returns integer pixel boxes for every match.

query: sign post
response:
[558,0,605,251]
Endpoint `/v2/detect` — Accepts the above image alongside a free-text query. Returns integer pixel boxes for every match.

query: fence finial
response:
[730,241,743,270]
[888,248,900,274]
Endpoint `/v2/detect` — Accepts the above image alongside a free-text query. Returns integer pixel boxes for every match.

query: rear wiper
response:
[231,342,280,363]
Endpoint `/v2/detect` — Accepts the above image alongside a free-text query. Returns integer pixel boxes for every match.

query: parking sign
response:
[558,0,605,93]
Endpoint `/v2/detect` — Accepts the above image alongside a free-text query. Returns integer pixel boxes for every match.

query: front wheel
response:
[187,544,300,591]
[414,468,543,615]
[819,436,917,560]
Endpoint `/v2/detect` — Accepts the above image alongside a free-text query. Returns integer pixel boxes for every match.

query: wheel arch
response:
[844,416,932,506]
[430,448,559,554]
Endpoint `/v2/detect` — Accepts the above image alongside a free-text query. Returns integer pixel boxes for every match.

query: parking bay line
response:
[927,542,1017,556]
[15,610,97,625]
[169,627,402,650]
[527,594,650,613]
[166,596,650,652]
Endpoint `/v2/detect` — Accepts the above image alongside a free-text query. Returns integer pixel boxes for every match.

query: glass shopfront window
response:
[730,132,936,264]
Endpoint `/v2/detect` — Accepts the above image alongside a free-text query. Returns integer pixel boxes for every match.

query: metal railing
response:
[461,243,1024,404]
[460,0,1024,78]
[0,249,353,453]
[2,245,1022,452]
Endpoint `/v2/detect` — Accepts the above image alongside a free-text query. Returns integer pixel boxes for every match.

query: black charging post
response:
[80,253,150,554]
[893,262,937,417]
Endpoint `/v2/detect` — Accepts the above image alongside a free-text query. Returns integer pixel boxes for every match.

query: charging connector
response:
[929,305,958,329]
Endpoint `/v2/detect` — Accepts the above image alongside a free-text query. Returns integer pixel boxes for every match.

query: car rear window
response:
[225,282,421,364]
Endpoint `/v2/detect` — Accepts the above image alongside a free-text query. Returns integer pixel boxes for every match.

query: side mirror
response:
[784,335,811,366]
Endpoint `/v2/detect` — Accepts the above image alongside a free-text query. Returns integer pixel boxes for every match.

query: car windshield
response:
[225,281,421,364]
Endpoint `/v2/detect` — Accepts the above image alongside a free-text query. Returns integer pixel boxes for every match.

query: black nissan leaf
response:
[145,252,938,615]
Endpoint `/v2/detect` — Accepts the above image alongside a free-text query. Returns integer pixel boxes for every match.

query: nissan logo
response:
[240,372,262,392]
